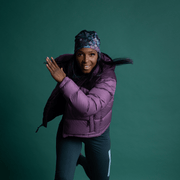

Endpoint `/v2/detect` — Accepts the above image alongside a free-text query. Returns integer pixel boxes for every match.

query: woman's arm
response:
[46,56,116,116]
[59,73,116,116]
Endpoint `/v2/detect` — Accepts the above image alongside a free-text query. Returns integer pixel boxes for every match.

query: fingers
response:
[46,59,54,74]
[46,57,64,77]
[46,57,56,71]
[60,67,64,72]
[45,57,66,83]
[51,57,59,68]
[46,63,53,74]
[48,57,59,68]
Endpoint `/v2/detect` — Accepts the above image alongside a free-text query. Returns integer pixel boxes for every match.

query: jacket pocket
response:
[89,115,100,133]
[94,119,100,133]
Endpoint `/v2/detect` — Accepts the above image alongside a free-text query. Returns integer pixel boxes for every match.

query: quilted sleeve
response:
[59,70,117,116]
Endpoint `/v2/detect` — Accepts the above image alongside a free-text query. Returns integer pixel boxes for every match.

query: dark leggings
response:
[55,124,111,180]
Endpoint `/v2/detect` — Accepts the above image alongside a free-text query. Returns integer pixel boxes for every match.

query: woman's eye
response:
[90,53,95,56]
[77,53,83,57]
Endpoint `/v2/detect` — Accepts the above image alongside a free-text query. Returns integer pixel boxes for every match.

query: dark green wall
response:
[0,0,180,179]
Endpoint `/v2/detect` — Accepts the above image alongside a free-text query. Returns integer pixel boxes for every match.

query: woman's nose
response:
[83,55,88,62]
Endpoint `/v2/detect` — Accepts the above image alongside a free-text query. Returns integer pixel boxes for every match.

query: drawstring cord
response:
[35,124,43,133]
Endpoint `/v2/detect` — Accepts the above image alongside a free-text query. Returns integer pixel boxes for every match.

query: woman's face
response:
[76,48,98,74]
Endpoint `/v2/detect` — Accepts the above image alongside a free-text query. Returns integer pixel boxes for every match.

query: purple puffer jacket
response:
[42,53,117,138]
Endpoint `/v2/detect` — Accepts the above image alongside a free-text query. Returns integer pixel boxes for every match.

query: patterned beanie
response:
[74,30,101,53]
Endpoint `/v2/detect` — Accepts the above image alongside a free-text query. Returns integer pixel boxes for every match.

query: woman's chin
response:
[81,68,92,74]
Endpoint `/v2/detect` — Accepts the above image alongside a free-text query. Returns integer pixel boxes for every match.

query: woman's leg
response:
[83,128,111,180]
[77,154,92,179]
[55,124,82,180]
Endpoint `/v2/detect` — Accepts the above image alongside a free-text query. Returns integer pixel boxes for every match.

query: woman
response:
[37,30,132,180]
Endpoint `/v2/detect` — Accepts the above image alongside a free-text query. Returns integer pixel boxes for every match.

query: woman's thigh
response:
[84,128,111,180]
[55,125,82,180]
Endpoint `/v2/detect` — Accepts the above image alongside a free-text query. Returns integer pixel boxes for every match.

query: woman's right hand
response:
[46,57,66,83]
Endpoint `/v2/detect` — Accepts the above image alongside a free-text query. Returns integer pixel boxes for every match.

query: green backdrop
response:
[0,0,180,179]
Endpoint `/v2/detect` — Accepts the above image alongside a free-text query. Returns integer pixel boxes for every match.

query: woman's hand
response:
[46,57,66,83]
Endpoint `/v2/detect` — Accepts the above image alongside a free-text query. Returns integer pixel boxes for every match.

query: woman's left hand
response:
[46,57,66,83]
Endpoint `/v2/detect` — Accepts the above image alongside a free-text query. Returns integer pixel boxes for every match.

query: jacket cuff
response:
[59,76,70,88]
[58,77,79,98]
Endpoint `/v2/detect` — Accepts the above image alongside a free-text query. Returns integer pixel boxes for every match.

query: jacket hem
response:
[62,123,111,138]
